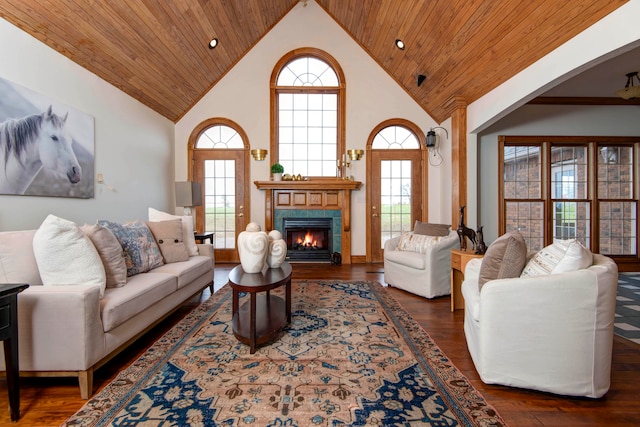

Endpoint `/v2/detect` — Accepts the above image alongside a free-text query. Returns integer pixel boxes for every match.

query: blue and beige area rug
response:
[62,281,506,426]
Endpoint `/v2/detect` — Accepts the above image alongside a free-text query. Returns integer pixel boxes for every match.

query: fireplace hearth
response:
[283,217,332,262]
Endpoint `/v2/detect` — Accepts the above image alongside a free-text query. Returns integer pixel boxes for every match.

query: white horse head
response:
[0,105,81,194]
[37,106,82,184]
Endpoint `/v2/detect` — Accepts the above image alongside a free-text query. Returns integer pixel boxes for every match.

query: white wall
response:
[174,1,448,256]
[477,104,640,243]
[0,19,174,231]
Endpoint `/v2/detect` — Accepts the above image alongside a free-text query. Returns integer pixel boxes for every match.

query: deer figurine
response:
[475,225,487,254]
[456,205,476,251]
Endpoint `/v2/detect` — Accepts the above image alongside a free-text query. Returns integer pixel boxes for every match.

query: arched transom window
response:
[372,125,421,149]
[195,125,244,149]
[272,48,345,177]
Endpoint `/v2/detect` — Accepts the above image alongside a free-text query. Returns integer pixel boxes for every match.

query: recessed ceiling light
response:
[395,39,405,50]
[208,38,218,49]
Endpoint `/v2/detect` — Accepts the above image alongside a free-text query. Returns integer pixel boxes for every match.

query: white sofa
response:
[384,229,460,298]
[0,227,214,398]
[461,253,618,398]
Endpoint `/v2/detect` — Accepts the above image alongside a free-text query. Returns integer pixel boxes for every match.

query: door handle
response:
[238,213,244,217]
[372,213,379,217]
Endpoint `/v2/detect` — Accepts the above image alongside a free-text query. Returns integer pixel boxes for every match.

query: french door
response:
[369,149,423,262]
[192,149,248,263]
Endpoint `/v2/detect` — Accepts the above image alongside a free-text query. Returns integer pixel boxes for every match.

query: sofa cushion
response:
[0,229,43,285]
[33,214,106,297]
[414,221,450,237]
[146,219,189,263]
[396,232,442,254]
[148,208,198,256]
[384,248,426,270]
[478,231,527,289]
[98,219,164,277]
[151,255,212,289]
[521,239,592,277]
[81,223,127,288]
[100,272,177,332]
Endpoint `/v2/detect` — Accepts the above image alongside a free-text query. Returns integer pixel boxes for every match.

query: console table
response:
[450,249,483,311]
[228,262,292,353]
[0,283,29,422]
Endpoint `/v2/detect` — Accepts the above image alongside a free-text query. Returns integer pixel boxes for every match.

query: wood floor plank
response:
[0,263,638,426]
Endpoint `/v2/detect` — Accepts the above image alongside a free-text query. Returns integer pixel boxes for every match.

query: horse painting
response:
[0,105,81,195]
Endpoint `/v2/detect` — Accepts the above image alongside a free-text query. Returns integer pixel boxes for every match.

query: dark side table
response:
[194,232,215,244]
[0,283,29,422]
[228,262,292,354]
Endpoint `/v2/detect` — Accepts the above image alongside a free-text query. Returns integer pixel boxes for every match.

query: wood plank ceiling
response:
[0,0,628,123]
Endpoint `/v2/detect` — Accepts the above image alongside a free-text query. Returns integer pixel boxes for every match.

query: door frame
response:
[366,119,429,262]
[188,118,251,263]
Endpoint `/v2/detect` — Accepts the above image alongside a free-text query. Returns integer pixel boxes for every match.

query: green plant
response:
[270,163,284,174]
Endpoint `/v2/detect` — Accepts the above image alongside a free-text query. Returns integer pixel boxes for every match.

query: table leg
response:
[4,337,19,422]
[286,278,291,323]
[249,293,256,354]
[232,289,239,317]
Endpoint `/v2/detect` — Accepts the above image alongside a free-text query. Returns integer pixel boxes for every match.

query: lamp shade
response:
[175,181,202,207]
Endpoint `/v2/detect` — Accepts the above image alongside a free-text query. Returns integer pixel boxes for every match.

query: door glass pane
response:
[204,159,236,249]
[380,160,412,248]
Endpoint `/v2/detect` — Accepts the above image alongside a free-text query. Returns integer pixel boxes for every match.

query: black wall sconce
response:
[426,126,448,148]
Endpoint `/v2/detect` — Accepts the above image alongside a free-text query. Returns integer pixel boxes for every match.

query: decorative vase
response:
[266,230,287,268]
[237,222,268,273]
[273,173,282,181]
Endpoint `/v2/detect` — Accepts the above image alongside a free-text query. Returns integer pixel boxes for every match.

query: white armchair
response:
[461,253,618,398]
[384,230,460,298]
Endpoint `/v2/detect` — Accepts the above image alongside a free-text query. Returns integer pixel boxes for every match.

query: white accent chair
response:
[461,253,618,398]
[384,230,460,298]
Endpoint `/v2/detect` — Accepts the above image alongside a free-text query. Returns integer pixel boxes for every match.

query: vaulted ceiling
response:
[0,1,628,123]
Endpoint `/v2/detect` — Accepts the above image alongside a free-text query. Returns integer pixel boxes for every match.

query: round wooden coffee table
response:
[228,262,292,353]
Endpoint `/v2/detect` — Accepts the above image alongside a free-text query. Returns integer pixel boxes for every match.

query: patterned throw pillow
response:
[98,219,164,276]
[521,239,592,277]
[396,232,441,254]
[478,231,527,290]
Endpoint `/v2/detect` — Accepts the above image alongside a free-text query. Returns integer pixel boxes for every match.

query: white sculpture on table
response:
[237,222,268,273]
[266,229,287,268]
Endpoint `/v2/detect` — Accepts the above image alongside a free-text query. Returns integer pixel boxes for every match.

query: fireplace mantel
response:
[254,179,362,263]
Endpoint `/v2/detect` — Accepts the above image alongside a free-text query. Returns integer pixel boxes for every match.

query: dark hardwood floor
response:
[1,263,639,426]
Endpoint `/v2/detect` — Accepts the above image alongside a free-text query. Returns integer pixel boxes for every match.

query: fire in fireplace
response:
[283,217,332,262]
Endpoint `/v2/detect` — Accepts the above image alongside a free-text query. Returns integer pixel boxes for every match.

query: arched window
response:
[371,125,421,149]
[271,48,345,177]
[195,124,244,149]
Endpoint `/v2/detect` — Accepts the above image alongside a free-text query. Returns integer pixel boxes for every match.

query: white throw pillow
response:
[148,208,198,256]
[33,215,106,297]
[521,239,592,277]
[396,232,441,254]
